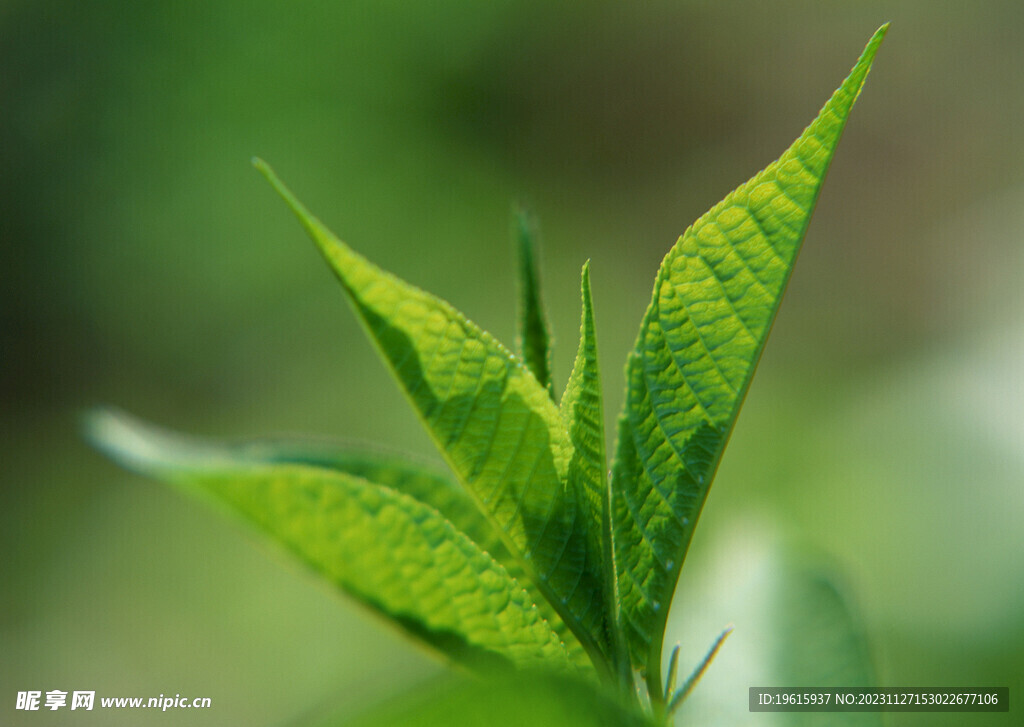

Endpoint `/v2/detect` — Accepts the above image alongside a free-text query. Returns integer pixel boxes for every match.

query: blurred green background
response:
[2,1,1022,725]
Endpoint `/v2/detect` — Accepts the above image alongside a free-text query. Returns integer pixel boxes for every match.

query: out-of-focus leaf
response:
[342,671,656,727]
[674,537,879,727]
[254,160,609,667]
[666,625,732,714]
[515,206,554,397]
[87,409,579,674]
[610,25,888,683]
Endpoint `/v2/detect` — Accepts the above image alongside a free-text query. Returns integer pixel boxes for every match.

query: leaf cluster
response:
[88,26,886,723]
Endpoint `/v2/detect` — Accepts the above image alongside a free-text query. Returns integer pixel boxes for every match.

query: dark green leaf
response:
[515,206,554,397]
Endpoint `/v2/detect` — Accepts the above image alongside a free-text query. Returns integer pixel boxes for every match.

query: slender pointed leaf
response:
[159,433,590,668]
[254,161,609,667]
[558,263,632,678]
[559,262,606,571]
[610,26,887,681]
[667,625,733,714]
[515,206,554,397]
[87,409,578,673]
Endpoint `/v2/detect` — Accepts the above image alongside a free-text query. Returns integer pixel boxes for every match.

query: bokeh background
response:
[3,1,1022,725]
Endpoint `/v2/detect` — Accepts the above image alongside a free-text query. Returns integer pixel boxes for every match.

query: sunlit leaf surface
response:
[170,434,589,666]
[255,161,609,664]
[88,410,579,673]
[559,263,607,582]
[610,25,888,680]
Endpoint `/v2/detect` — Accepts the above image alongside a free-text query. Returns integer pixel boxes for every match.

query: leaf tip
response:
[251,157,292,205]
[252,157,289,198]
[579,260,593,304]
[83,407,165,473]
[251,159,338,257]
[858,22,890,71]
[84,408,225,477]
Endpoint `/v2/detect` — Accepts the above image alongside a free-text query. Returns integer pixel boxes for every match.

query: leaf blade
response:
[559,262,606,574]
[87,409,579,673]
[228,439,512,560]
[558,263,634,680]
[610,25,888,682]
[157,432,591,667]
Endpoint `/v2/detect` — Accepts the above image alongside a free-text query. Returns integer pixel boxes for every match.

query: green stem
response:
[646,665,667,724]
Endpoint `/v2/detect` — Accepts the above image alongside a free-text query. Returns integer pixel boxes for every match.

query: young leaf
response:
[666,625,733,714]
[559,263,606,574]
[558,263,631,679]
[155,432,590,667]
[254,161,610,669]
[515,206,554,397]
[86,409,579,673]
[609,25,888,685]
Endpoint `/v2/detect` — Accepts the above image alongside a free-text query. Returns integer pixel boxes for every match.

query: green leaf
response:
[515,206,554,397]
[559,263,606,572]
[610,25,888,684]
[773,567,877,685]
[672,542,879,727]
[254,160,609,670]
[225,439,513,562]
[765,562,880,727]
[558,262,631,679]
[159,432,590,668]
[86,409,579,673]
[342,671,656,727]
[666,625,732,714]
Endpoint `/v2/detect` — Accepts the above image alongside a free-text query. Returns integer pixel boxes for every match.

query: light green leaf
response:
[558,263,630,677]
[515,206,554,397]
[254,161,609,669]
[771,571,880,727]
[610,25,887,683]
[158,433,590,668]
[226,439,512,561]
[772,567,878,717]
[559,263,606,569]
[87,409,578,673]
